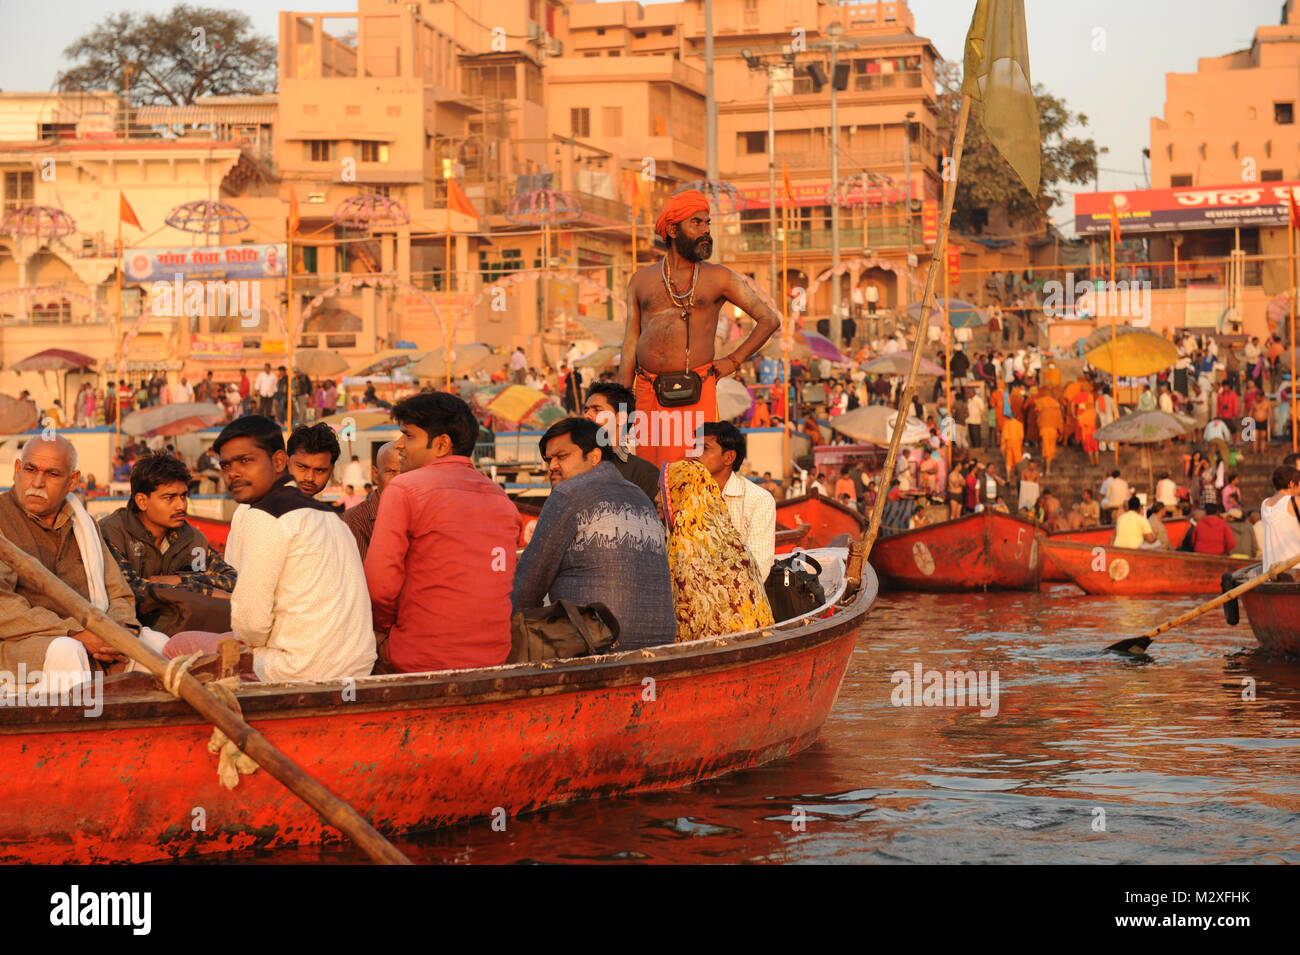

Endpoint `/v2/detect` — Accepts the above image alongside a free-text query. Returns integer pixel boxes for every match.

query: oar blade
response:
[1106,636,1152,654]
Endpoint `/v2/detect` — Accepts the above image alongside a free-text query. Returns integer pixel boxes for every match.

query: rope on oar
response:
[161,650,259,790]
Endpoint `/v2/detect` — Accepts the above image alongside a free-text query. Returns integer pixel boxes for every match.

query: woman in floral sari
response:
[660,460,775,642]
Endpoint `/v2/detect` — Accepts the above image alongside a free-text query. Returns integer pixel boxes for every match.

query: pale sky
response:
[0,0,1286,235]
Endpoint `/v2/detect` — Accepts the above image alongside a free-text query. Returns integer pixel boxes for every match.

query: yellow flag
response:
[963,0,1040,197]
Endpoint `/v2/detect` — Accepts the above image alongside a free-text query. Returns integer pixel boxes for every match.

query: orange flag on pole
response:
[119,193,141,230]
[287,190,300,235]
[782,158,793,206]
[1109,196,1122,247]
[1288,187,1300,230]
[447,177,480,219]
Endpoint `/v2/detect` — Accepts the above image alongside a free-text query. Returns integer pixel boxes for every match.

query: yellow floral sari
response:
[660,459,775,642]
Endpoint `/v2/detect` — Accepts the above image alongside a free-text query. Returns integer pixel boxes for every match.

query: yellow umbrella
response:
[485,385,549,424]
[1084,328,1178,378]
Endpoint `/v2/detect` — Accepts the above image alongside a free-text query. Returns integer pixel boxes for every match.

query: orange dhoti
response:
[1001,418,1024,474]
[632,364,719,470]
[1040,426,1059,464]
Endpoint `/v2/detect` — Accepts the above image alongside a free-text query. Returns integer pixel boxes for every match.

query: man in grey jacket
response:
[511,418,676,651]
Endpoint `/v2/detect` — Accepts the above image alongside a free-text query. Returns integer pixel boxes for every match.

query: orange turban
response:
[655,189,710,240]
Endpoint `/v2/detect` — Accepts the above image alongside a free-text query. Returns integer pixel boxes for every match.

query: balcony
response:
[736,225,915,254]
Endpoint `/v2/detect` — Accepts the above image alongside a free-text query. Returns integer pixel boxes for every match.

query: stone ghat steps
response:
[956,441,1283,505]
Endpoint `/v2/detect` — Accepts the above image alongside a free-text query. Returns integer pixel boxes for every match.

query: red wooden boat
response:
[869,510,1042,592]
[1240,581,1300,655]
[1043,539,1252,595]
[775,523,812,553]
[0,551,876,863]
[1041,519,1192,582]
[775,492,865,549]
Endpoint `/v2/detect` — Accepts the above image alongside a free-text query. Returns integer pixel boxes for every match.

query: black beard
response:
[673,230,712,262]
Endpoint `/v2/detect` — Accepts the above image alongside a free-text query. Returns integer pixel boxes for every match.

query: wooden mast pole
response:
[850,95,972,570]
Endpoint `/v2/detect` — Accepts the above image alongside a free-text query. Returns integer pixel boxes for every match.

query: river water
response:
[253,587,1300,865]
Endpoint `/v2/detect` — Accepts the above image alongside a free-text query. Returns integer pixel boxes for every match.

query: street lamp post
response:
[904,110,915,326]
[828,21,843,346]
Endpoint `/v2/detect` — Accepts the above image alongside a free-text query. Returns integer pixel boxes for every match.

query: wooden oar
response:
[0,533,411,865]
[1106,550,1300,654]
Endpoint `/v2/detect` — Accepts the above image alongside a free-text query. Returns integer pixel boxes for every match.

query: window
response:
[300,246,318,273]
[740,131,767,154]
[1261,169,1284,181]
[596,27,605,35]
[609,50,620,57]
[38,123,75,140]
[1276,102,1294,125]
[1170,174,1193,187]
[635,31,646,39]
[3,171,33,211]
[571,107,590,137]
[359,141,389,162]
[661,28,672,36]
[305,140,337,162]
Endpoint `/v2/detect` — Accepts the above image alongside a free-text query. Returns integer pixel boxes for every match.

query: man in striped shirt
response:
[699,421,776,578]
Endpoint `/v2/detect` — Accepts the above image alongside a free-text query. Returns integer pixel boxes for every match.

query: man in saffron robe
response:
[619,190,780,469]
[1001,416,1024,478]
[1035,391,1065,475]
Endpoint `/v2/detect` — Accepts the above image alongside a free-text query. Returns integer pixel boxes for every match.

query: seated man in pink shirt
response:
[365,393,522,672]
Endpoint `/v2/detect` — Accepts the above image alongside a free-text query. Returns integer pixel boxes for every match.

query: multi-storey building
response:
[0,0,948,408]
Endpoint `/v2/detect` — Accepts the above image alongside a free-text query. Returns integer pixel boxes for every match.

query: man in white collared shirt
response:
[699,421,776,578]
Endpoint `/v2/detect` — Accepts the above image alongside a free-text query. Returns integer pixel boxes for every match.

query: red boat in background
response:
[869,510,1042,592]
[775,493,865,549]
[189,515,231,554]
[1041,519,1192,582]
[1240,581,1300,655]
[1043,540,1250,595]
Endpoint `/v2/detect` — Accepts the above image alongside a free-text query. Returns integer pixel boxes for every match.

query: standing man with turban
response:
[619,190,781,469]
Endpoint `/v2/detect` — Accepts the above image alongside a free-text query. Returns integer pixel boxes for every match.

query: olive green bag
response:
[507,600,620,663]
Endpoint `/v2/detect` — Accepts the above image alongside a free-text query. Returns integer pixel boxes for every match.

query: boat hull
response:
[1043,540,1251,595]
[775,493,865,549]
[1041,519,1191,582]
[870,511,1041,592]
[1241,581,1300,655]
[0,562,876,864]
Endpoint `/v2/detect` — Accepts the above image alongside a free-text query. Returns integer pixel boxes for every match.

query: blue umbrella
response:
[908,298,986,328]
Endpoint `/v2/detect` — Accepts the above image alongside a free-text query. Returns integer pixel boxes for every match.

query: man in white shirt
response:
[864,283,879,315]
[1100,469,1130,524]
[162,415,375,682]
[700,422,776,578]
[1155,471,1179,510]
[966,388,987,448]
[254,363,277,418]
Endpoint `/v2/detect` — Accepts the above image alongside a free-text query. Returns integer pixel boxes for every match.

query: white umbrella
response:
[716,377,753,421]
[830,405,929,446]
